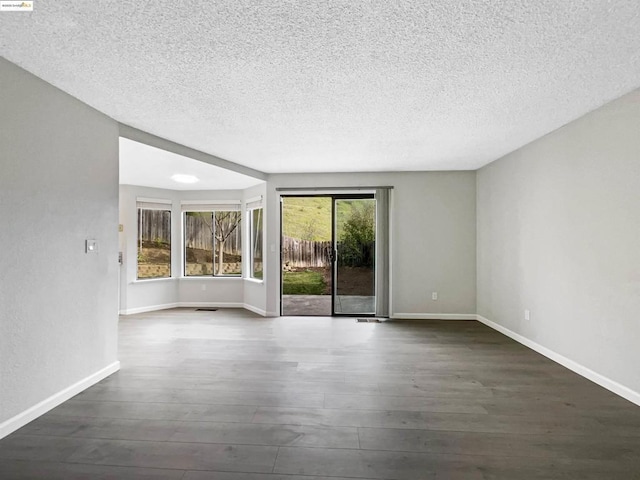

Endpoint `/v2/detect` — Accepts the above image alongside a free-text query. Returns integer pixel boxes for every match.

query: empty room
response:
[1,1,640,479]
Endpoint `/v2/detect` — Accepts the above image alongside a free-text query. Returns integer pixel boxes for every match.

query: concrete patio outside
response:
[281,294,375,316]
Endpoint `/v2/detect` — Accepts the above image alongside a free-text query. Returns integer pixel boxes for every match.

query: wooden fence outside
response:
[184,214,242,254]
[138,209,171,245]
[139,211,370,268]
[282,236,331,268]
[281,237,375,268]
[139,210,241,254]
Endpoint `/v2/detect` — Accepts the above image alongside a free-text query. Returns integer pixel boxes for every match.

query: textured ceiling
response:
[119,138,263,191]
[2,1,640,173]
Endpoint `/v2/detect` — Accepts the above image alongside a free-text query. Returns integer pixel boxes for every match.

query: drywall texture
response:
[265,172,477,317]
[477,88,640,394]
[0,58,119,423]
[3,2,640,173]
[178,278,243,306]
[119,185,246,313]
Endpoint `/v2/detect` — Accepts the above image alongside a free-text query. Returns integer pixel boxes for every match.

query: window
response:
[137,200,172,279]
[184,210,242,276]
[249,207,263,279]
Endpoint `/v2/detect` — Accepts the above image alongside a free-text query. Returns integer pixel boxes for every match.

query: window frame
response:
[183,209,242,278]
[248,206,264,280]
[136,203,172,281]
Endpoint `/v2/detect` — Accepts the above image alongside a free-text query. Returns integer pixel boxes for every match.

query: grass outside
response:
[282,197,365,241]
[283,269,326,295]
[282,197,332,241]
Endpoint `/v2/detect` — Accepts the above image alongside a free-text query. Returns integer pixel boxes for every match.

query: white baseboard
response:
[391,313,477,320]
[476,315,640,407]
[120,302,179,315]
[121,302,247,315]
[243,303,267,317]
[0,361,120,440]
[179,302,243,308]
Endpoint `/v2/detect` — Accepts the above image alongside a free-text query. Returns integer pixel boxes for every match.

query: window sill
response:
[132,277,175,284]
[179,276,242,280]
[244,277,264,284]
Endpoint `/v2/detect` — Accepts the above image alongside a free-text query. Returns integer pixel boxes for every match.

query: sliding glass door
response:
[333,197,376,315]
[280,192,385,317]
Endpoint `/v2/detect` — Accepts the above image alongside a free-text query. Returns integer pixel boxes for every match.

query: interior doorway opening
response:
[280,194,376,316]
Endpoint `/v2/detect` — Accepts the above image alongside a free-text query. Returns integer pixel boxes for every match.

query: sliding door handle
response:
[325,246,337,263]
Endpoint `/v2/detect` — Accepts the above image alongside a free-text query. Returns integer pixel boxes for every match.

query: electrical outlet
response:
[432,292,438,301]
[524,309,530,321]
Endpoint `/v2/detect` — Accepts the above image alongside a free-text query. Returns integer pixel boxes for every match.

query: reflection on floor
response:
[1,308,640,479]
[281,295,375,316]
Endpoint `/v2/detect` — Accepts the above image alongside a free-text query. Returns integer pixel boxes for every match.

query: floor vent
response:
[196,308,218,312]
[357,318,381,323]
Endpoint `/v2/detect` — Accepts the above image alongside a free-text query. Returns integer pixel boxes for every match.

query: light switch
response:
[86,239,98,253]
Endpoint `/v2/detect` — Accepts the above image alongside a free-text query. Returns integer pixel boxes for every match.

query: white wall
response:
[119,185,246,313]
[0,58,120,436]
[477,88,640,402]
[265,172,477,318]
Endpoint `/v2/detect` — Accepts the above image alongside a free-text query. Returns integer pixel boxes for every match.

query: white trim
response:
[245,195,263,205]
[179,302,243,308]
[132,277,175,284]
[0,361,120,440]
[120,302,179,315]
[243,277,264,285]
[179,276,243,281]
[476,315,640,407]
[136,196,172,204]
[243,303,267,317]
[180,201,241,212]
[181,200,241,205]
[391,313,477,320]
[121,302,249,315]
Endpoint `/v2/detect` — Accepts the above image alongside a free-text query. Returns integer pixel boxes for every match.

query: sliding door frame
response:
[277,187,391,318]
[331,194,376,317]
[280,194,335,317]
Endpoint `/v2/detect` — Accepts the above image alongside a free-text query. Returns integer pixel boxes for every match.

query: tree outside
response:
[338,200,375,267]
[213,211,241,275]
[185,211,242,276]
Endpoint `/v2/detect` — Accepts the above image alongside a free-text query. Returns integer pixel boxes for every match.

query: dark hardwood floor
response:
[1,308,639,479]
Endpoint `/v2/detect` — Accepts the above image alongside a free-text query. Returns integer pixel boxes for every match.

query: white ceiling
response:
[119,138,263,191]
[2,1,640,173]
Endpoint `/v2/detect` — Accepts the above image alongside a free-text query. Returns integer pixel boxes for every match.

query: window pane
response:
[184,212,213,276]
[251,208,263,279]
[137,208,171,279]
[184,211,242,277]
[213,211,242,276]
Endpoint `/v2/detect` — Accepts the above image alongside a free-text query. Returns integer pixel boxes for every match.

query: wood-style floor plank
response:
[1,308,639,479]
